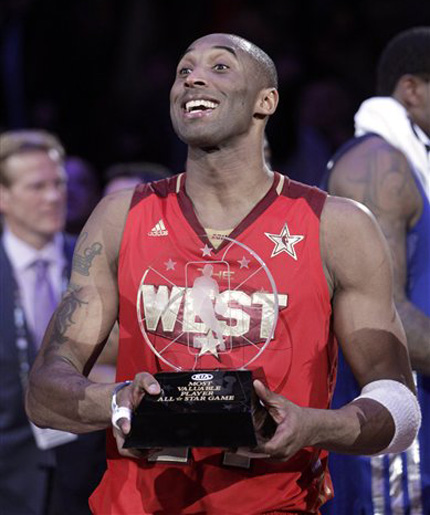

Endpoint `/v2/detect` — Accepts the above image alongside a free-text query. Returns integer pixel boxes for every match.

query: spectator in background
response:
[0,129,76,514]
[321,27,430,514]
[0,129,109,515]
[65,156,101,235]
[103,161,172,196]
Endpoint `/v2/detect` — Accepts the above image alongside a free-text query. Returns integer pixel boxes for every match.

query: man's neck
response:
[184,146,274,230]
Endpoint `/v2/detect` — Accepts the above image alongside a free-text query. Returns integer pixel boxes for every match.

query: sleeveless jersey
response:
[90,172,337,514]
[321,135,430,515]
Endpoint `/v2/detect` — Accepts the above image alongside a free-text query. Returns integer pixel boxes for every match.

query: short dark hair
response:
[230,35,278,89]
[0,129,65,186]
[377,27,430,95]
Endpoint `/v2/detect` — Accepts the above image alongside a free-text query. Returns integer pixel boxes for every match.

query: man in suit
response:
[0,130,106,514]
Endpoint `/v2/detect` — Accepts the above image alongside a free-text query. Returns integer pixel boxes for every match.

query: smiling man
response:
[0,130,73,514]
[26,34,421,514]
[0,130,110,515]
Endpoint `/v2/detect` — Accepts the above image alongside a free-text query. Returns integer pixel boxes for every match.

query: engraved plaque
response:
[124,370,260,448]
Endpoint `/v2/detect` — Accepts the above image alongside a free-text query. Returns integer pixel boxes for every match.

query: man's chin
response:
[38,220,65,238]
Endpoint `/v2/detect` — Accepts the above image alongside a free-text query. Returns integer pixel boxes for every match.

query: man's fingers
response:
[253,379,278,406]
[116,416,131,435]
[133,372,161,399]
[112,372,162,457]
[112,404,132,432]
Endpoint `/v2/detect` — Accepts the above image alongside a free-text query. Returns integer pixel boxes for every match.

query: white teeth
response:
[185,99,218,112]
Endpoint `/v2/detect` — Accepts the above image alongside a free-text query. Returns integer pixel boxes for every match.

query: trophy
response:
[124,237,280,449]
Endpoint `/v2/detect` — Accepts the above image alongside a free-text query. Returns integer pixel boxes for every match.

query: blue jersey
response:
[321,135,430,515]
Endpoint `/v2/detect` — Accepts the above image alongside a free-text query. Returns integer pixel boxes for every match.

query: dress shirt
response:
[2,225,67,337]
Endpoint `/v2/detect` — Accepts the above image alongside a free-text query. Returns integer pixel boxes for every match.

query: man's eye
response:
[214,63,229,71]
[29,183,45,191]
[178,67,192,76]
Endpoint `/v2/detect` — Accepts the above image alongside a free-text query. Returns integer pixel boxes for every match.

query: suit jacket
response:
[0,233,76,514]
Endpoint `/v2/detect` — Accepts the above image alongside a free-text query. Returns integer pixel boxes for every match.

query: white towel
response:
[354,97,430,199]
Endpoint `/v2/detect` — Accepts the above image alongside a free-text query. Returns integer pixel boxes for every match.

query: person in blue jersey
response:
[321,27,430,514]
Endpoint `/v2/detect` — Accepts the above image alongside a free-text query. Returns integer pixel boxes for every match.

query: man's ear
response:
[395,74,425,108]
[254,88,279,118]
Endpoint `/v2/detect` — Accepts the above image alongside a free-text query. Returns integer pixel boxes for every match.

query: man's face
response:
[170,34,262,148]
[0,150,67,241]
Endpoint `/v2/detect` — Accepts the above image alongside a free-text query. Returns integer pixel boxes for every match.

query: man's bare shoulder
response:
[97,187,135,217]
[328,135,420,222]
[87,188,133,229]
[330,135,409,186]
[321,195,390,289]
[77,188,135,263]
[322,194,375,234]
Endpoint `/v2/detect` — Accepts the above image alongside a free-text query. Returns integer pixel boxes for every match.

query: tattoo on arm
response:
[45,287,88,352]
[361,146,409,219]
[73,232,103,276]
[353,144,412,295]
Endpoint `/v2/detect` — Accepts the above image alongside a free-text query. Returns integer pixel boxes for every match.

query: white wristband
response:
[354,379,421,455]
[111,381,132,431]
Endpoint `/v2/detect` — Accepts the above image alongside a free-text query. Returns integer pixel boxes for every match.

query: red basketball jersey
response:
[90,172,337,514]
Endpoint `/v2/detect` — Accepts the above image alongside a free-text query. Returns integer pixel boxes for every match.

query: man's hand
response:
[112,372,161,459]
[252,380,313,460]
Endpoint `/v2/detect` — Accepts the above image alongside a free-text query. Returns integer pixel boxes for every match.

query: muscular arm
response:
[256,197,418,458]
[317,197,415,453]
[328,138,430,375]
[25,190,133,433]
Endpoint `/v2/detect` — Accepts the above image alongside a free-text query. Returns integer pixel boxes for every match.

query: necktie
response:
[32,259,57,348]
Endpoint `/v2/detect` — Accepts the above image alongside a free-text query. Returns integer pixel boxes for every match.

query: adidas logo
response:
[148,219,168,236]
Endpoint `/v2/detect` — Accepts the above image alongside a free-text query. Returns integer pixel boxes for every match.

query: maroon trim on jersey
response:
[130,175,181,209]
[177,172,281,253]
[281,177,327,218]
[130,183,152,209]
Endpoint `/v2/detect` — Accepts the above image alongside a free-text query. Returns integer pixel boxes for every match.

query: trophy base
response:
[124,369,258,449]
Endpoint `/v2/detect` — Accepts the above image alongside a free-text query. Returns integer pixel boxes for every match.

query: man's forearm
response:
[306,399,395,455]
[397,299,430,375]
[26,357,116,433]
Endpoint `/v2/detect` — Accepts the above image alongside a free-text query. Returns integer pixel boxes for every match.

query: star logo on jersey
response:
[237,256,250,269]
[265,223,304,260]
[164,258,176,271]
[200,244,212,257]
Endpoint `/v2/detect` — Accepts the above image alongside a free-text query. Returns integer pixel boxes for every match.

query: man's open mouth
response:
[184,99,219,114]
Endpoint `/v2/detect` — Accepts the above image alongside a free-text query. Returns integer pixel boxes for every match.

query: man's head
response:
[170,33,279,148]
[377,27,430,135]
[0,130,67,247]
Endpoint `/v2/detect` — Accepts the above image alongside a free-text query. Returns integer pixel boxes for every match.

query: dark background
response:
[1,0,430,184]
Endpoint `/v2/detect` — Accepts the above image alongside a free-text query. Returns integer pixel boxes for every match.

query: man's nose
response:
[45,184,65,202]
[184,70,208,88]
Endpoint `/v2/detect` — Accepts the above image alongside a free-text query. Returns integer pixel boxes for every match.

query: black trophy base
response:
[124,370,257,449]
